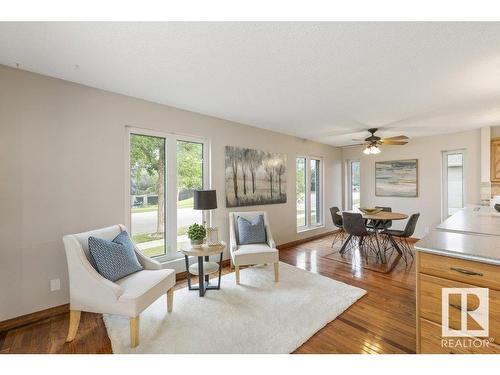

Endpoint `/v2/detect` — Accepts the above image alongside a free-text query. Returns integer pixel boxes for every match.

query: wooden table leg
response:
[389,235,403,256]
[374,230,386,263]
[372,223,387,264]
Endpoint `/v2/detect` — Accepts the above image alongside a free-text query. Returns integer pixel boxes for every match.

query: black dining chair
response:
[329,207,346,247]
[381,213,420,264]
[341,212,382,261]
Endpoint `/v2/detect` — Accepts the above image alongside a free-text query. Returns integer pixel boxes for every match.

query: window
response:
[176,140,205,250]
[130,134,166,257]
[347,160,360,210]
[310,159,320,225]
[129,129,208,261]
[296,157,306,227]
[442,150,464,219]
[296,156,323,230]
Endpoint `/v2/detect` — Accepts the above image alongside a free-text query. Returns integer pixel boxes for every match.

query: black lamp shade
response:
[193,190,217,210]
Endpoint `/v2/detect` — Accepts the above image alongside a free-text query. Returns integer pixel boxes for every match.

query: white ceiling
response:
[2,22,500,146]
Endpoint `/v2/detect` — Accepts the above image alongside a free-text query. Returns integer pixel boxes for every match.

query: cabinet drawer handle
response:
[450,267,483,276]
[449,303,474,312]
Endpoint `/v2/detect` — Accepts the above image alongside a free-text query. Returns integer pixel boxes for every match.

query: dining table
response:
[339,210,409,263]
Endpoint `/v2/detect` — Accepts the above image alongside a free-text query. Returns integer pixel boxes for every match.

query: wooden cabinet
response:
[416,252,500,354]
[419,318,500,354]
[491,138,500,182]
[419,252,500,290]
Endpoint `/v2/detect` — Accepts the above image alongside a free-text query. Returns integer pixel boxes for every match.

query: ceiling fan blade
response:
[381,140,408,145]
[382,135,408,141]
[351,138,365,141]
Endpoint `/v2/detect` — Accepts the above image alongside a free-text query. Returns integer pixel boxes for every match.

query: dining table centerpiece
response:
[359,207,383,215]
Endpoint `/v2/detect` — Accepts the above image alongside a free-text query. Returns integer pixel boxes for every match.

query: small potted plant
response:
[187,223,206,248]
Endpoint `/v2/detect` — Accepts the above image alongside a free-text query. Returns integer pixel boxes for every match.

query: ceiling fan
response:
[352,128,409,155]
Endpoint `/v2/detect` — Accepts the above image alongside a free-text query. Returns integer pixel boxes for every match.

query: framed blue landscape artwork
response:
[375,159,418,197]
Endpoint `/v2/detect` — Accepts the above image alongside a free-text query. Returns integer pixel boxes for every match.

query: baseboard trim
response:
[0,303,69,333]
[277,230,336,250]
[277,231,419,250]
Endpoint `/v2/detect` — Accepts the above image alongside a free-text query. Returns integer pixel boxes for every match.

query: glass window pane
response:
[351,161,360,209]
[130,134,166,257]
[296,157,306,227]
[177,140,204,251]
[447,153,463,216]
[310,159,320,225]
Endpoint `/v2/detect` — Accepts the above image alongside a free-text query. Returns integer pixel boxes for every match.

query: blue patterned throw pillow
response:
[88,232,143,282]
[237,215,267,245]
[113,230,137,253]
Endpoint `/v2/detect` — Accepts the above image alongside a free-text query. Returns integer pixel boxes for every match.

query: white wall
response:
[341,130,481,238]
[0,65,342,321]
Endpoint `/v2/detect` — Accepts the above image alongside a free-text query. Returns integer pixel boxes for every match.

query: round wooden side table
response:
[180,241,226,297]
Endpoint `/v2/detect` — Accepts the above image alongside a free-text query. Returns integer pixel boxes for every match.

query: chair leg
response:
[399,237,413,265]
[404,238,414,259]
[66,310,81,342]
[274,262,279,282]
[394,237,408,265]
[167,288,174,313]
[130,316,140,348]
[331,232,337,247]
[235,266,240,284]
[331,230,343,247]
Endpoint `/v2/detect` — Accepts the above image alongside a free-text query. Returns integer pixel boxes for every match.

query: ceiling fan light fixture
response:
[358,128,408,155]
[363,145,381,155]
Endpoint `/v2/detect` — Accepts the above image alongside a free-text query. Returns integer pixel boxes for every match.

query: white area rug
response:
[103,262,366,353]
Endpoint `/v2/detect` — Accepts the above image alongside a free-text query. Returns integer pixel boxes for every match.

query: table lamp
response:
[193,190,220,245]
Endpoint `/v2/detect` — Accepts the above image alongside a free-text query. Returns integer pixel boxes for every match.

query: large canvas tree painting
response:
[225,146,287,207]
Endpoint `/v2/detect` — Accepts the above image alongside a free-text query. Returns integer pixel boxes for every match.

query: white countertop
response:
[437,205,500,237]
[416,206,500,265]
[415,230,500,265]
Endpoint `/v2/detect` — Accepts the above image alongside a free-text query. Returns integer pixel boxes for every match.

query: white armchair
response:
[63,224,175,347]
[228,211,279,284]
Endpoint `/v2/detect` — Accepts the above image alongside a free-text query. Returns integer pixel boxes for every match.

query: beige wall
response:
[0,65,342,321]
[341,130,481,238]
[491,126,500,138]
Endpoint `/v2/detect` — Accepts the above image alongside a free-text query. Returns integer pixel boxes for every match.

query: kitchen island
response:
[414,206,500,354]
[437,205,500,237]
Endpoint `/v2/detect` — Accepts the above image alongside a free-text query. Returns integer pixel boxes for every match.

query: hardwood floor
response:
[0,235,416,354]
[287,237,416,353]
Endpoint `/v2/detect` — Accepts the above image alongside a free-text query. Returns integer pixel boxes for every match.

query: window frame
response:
[125,126,210,262]
[346,159,360,210]
[296,154,324,232]
[441,149,465,221]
